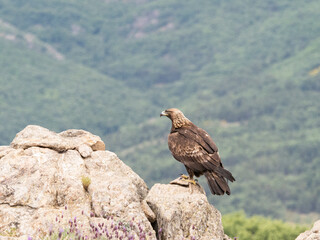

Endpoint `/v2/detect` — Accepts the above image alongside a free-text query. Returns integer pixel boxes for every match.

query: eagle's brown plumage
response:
[160,108,235,195]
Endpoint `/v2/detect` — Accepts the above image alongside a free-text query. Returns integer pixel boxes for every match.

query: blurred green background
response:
[0,0,319,234]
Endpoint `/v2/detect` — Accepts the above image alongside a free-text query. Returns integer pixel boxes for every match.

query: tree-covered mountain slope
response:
[0,0,319,222]
[0,28,151,144]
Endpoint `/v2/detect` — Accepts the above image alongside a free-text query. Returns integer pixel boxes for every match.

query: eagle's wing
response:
[187,124,224,167]
[172,125,235,182]
[169,126,222,172]
[177,124,221,156]
[188,124,219,153]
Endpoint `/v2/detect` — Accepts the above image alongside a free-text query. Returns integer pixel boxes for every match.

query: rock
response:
[141,199,156,223]
[10,125,105,152]
[0,146,14,159]
[0,125,154,239]
[146,183,228,240]
[1,125,231,240]
[296,220,320,240]
[170,176,205,194]
[85,151,152,232]
[59,129,105,151]
[77,143,93,158]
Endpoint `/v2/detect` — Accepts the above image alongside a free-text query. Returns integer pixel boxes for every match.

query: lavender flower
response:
[58,228,64,239]
[45,213,158,240]
[49,224,53,236]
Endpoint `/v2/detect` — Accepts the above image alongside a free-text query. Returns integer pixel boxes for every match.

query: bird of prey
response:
[160,108,235,195]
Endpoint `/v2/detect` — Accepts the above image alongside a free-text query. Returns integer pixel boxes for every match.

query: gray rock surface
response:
[0,125,154,239]
[0,125,231,240]
[146,183,230,240]
[10,125,105,152]
[296,220,320,240]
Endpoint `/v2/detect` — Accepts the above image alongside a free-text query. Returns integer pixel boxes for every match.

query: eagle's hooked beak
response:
[160,111,168,117]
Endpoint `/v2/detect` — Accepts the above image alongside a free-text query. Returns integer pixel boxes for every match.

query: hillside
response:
[0,0,319,222]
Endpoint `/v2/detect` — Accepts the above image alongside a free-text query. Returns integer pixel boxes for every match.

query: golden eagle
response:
[160,108,235,195]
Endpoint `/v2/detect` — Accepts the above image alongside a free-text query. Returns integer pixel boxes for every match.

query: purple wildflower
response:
[49,224,53,236]
[58,228,63,239]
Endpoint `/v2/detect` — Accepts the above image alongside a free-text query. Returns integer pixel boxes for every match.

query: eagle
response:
[160,108,235,195]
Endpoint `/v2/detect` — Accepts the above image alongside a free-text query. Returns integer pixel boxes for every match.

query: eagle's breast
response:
[168,131,203,165]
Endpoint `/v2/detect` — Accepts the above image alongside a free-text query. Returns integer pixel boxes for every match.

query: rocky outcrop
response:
[0,125,153,239]
[0,125,230,240]
[296,220,320,240]
[146,183,230,240]
[10,125,105,153]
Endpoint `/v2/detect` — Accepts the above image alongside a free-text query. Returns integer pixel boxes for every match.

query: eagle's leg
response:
[185,168,196,193]
[186,168,197,185]
[182,166,197,193]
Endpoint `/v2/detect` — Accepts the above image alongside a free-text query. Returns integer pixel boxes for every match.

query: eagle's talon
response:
[180,177,197,185]
[179,174,189,180]
[179,174,197,185]
[186,179,197,185]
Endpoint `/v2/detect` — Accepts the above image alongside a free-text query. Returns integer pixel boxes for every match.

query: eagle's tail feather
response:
[216,167,235,182]
[204,172,231,195]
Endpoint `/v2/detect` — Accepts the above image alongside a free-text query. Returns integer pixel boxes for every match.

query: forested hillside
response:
[0,0,319,223]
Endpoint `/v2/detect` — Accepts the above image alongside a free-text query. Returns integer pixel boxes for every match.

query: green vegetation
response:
[81,176,91,191]
[0,0,319,224]
[223,211,309,240]
[0,227,18,238]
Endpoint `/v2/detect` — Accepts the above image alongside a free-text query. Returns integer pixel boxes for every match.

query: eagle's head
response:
[160,108,190,128]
